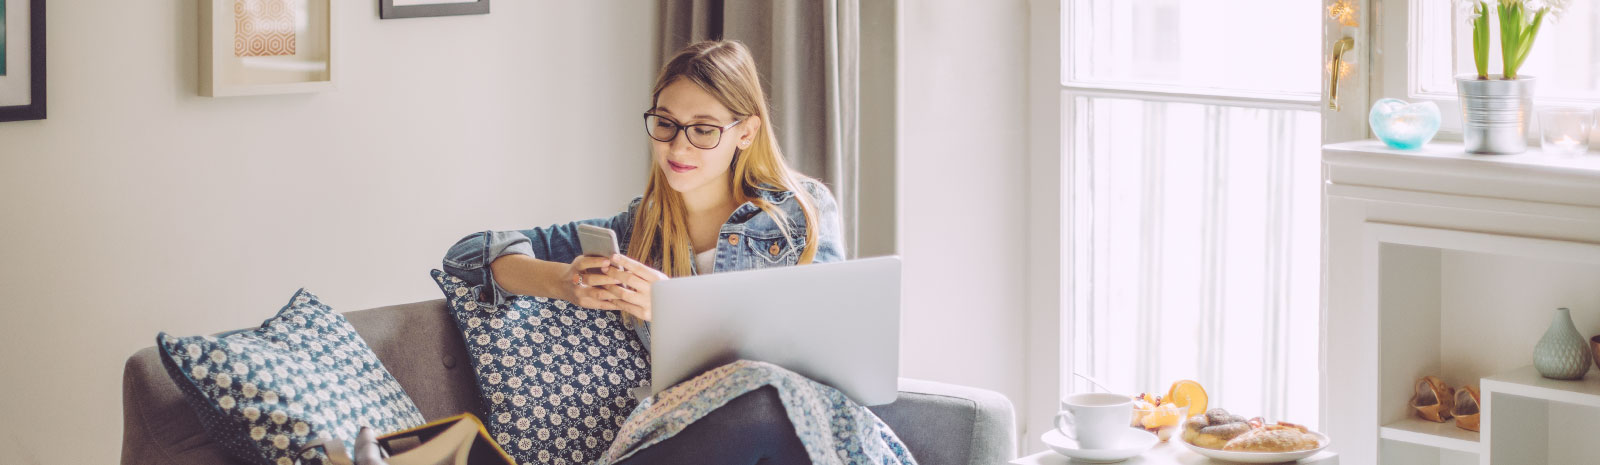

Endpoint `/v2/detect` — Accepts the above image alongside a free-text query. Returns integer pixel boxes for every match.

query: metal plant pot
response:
[1456,74,1536,154]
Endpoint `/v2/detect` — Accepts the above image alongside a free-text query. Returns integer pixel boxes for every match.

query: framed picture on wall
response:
[0,0,45,122]
[200,0,337,97]
[380,0,489,19]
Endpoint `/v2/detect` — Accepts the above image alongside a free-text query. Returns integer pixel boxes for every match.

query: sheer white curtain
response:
[1064,0,1323,426]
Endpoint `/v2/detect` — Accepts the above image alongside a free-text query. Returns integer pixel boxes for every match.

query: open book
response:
[378,413,515,465]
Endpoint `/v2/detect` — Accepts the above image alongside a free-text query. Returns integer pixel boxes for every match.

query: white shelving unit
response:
[1379,418,1481,455]
[1482,366,1600,409]
[1323,140,1600,465]
[1480,367,1600,465]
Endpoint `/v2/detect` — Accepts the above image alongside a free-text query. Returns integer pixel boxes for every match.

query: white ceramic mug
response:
[1054,392,1133,449]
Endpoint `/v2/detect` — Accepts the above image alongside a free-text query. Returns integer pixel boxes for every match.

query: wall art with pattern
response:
[0,0,45,122]
[201,0,337,97]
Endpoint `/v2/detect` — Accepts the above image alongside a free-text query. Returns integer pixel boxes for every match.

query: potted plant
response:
[1454,0,1569,154]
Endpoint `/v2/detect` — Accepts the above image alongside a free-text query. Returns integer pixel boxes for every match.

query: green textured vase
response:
[1533,307,1591,380]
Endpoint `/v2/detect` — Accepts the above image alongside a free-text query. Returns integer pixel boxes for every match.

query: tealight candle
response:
[1550,136,1583,154]
[1538,108,1594,157]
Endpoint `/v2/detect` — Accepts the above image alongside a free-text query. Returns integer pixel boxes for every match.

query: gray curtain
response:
[659,0,861,257]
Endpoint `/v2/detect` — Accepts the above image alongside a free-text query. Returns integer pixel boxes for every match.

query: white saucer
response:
[1040,427,1158,463]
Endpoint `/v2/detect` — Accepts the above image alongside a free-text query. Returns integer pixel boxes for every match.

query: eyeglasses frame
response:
[642,112,745,150]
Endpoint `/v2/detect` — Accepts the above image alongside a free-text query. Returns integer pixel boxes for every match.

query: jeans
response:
[612,386,811,465]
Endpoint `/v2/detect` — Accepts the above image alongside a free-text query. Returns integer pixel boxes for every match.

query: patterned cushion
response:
[156,288,427,465]
[431,269,650,465]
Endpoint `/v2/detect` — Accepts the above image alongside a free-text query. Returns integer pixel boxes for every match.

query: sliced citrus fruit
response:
[1140,402,1184,429]
[1165,380,1209,418]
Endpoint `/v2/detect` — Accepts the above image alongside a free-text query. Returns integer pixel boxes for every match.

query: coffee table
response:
[1011,440,1339,464]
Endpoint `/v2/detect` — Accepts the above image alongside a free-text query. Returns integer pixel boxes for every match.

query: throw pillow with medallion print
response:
[431,269,651,465]
[155,288,427,465]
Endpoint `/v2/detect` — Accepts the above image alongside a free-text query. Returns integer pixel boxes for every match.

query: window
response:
[1063,0,1323,426]
[1066,0,1320,100]
[1385,0,1600,133]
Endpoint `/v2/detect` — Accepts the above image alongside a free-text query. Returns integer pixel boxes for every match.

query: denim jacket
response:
[442,178,846,310]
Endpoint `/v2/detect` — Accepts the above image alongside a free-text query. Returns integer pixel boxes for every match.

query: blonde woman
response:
[429,41,912,465]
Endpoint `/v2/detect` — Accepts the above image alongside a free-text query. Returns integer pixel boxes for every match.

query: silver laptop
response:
[648,256,901,406]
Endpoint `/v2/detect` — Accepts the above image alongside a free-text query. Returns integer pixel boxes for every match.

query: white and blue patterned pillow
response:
[156,288,427,465]
[431,269,650,465]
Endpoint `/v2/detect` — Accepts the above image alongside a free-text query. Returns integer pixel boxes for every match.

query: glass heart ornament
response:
[1369,98,1441,150]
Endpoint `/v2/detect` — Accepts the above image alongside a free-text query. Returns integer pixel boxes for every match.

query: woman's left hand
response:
[598,253,670,322]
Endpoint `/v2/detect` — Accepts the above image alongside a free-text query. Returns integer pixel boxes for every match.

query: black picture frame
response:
[0,0,44,122]
[380,0,489,19]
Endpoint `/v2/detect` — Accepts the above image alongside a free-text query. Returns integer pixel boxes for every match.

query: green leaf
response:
[1509,8,1546,77]
[1499,2,1517,78]
[1473,2,1490,78]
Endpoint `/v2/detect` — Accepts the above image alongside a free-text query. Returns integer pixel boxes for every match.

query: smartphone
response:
[577,224,620,258]
[576,224,623,274]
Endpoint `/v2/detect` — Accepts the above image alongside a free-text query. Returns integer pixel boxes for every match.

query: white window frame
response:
[1376,0,1600,139]
[1022,0,1329,454]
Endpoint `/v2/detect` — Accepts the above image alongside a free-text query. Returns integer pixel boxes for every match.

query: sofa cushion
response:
[431,269,650,465]
[155,288,427,465]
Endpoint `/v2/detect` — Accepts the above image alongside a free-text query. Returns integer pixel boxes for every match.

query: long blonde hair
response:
[628,40,820,277]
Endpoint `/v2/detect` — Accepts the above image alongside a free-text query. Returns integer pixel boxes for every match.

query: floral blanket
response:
[597,360,917,465]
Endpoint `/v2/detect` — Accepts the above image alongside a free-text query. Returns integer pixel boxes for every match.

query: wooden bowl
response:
[1592,334,1600,372]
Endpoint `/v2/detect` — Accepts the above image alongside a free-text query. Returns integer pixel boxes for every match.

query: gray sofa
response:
[121,298,1016,465]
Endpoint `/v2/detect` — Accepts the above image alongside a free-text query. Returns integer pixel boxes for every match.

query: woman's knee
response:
[703,386,790,431]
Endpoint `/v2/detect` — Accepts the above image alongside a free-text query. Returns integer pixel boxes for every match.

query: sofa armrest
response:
[122,347,250,465]
[870,378,1016,465]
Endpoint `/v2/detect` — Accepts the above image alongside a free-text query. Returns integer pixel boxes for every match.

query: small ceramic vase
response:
[1533,307,1592,380]
[1591,334,1600,372]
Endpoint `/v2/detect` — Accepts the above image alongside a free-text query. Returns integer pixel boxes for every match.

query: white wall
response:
[898,0,1032,449]
[0,1,1039,463]
[0,2,655,463]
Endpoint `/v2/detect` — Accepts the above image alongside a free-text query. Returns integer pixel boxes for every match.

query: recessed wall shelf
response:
[1324,139,1600,465]
[1379,418,1480,454]
[1481,366,1600,408]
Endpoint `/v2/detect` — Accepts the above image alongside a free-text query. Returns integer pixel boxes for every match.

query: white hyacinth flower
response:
[1531,0,1571,21]
[1454,0,1486,24]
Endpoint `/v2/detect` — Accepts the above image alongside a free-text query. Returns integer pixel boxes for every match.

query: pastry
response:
[1200,421,1252,439]
[1184,409,1321,452]
[1204,408,1234,425]
[1222,422,1321,452]
[1181,408,1252,449]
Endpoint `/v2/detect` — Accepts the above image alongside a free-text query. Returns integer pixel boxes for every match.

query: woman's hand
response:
[596,253,670,321]
[560,255,626,311]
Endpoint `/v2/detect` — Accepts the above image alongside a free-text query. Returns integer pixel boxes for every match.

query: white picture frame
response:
[200,0,337,97]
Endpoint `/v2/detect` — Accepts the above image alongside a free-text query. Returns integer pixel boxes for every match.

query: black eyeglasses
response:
[643,113,743,150]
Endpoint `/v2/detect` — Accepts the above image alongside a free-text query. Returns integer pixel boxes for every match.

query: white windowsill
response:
[1322,140,1600,210]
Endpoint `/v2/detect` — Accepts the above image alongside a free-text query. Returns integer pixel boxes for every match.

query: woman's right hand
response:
[560,255,625,311]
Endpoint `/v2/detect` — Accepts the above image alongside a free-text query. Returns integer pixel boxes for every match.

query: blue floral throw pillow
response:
[431,269,650,465]
[156,288,427,465]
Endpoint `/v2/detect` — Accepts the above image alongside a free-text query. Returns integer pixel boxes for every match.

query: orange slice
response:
[1140,402,1184,429]
[1165,380,1209,418]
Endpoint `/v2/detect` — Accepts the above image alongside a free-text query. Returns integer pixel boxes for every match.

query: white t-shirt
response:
[694,248,716,275]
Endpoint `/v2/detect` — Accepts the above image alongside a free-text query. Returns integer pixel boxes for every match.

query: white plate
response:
[1041,427,1158,463]
[1175,429,1331,463]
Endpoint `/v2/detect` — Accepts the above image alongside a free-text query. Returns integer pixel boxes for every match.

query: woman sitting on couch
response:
[426,40,910,465]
